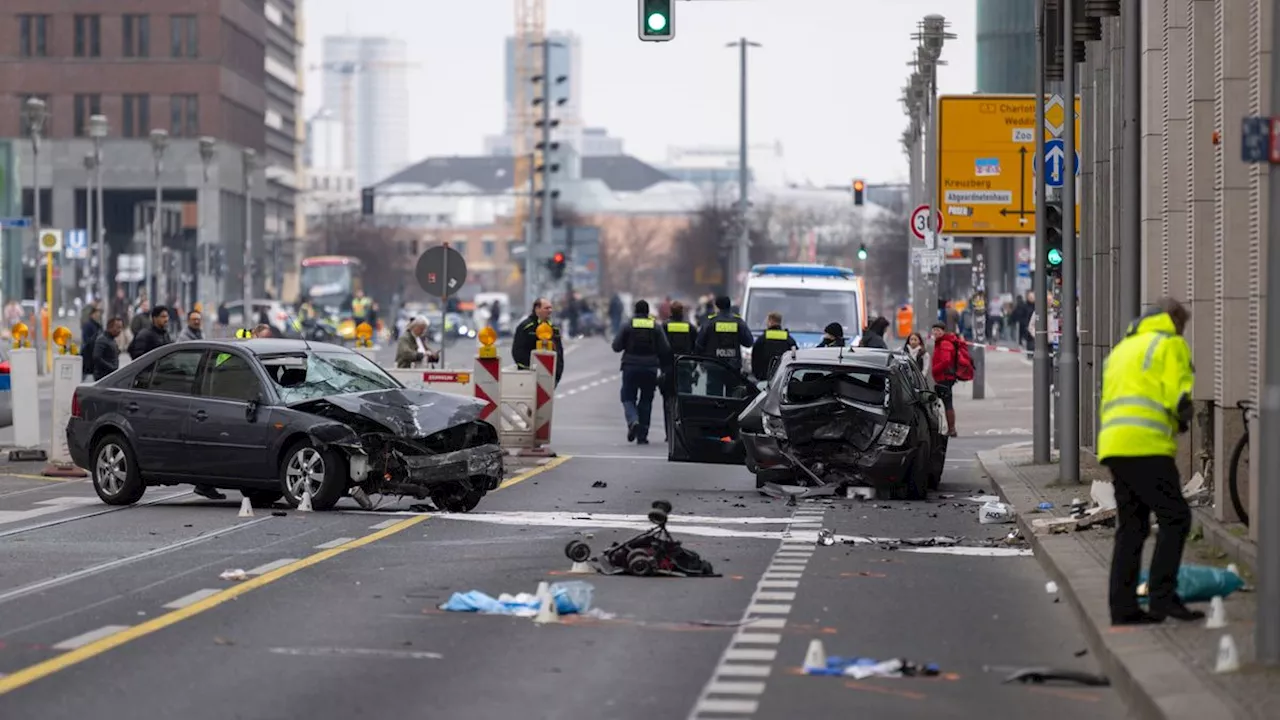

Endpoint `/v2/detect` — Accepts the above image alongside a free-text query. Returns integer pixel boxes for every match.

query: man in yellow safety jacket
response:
[351,291,372,322]
[750,311,797,382]
[1097,298,1200,626]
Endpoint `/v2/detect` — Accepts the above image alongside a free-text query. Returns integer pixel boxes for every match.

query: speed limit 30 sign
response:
[909,205,938,240]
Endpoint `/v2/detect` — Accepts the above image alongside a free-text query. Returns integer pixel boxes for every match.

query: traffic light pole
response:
[1059,0,1080,483]
[729,38,760,300]
[539,39,554,296]
[1033,0,1051,464]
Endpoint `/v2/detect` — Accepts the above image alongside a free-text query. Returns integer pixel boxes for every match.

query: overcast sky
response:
[303,0,977,186]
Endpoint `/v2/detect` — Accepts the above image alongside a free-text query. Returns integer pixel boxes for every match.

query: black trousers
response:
[1104,455,1192,619]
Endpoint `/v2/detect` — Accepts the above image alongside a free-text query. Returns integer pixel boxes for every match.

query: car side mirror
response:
[917,389,937,404]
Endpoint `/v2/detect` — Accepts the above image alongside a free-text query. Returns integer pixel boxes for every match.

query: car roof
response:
[780,346,897,369]
[162,339,355,356]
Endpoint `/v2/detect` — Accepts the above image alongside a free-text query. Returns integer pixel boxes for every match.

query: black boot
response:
[1150,602,1205,622]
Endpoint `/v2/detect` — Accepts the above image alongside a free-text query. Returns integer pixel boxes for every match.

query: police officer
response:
[750,311,797,381]
[351,289,372,323]
[693,295,753,372]
[512,297,565,385]
[658,301,697,438]
[1098,298,1201,625]
[612,299,670,444]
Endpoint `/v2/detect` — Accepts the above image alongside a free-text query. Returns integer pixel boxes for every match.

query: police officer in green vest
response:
[693,295,753,372]
[750,311,797,382]
[659,300,697,439]
[612,299,670,444]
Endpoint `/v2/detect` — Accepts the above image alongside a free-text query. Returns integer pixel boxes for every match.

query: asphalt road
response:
[0,337,1128,719]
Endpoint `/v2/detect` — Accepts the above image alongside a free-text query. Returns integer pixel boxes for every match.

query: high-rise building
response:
[263,0,303,298]
[320,35,411,188]
[1,1,300,309]
[303,109,358,218]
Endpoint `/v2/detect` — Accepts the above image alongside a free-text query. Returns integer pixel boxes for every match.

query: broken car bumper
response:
[395,443,504,490]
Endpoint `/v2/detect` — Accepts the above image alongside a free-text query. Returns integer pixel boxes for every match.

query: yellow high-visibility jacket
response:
[1097,312,1194,460]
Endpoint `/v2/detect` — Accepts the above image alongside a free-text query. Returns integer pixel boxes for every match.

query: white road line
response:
[723,648,778,662]
[162,589,221,609]
[696,699,758,714]
[52,625,130,650]
[716,664,772,677]
[746,603,792,614]
[732,633,782,645]
[761,572,803,580]
[758,580,798,588]
[314,537,354,549]
[753,591,796,602]
[774,551,813,557]
[246,558,299,576]
[744,617,786,629]
[706,681,767,695]
[369,519,403,530]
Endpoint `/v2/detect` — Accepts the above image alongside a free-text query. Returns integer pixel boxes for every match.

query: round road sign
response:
[415,244,468,298]
[910,205,937,239]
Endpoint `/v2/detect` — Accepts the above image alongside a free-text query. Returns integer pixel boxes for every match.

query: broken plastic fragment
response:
[979,502,1015,524]
[219,569,248,581]
[817,529,835,546]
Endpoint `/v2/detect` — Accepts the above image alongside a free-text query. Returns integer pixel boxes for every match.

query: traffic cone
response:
[802,639,827,672]
[568,561,593,574]
[1206,597,1227,629]
[1214,634,1240,674]
[238,496,254,518]
[299,489,313,512]
[534,584,558,624]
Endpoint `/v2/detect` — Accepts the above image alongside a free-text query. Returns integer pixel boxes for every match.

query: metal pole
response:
[95,140,106,311]
[1119,0,1141,322]
[85,157,95,305]
[440,241,448,368]
[243,150,254,325]
[1254,0,1280,666]
[1059,0,1079,482]
[32,134,43,371]
[737,37,749,300]
[925,65,940,325]
[539,40,554,301]
[1033,0,1051,464]
[151,155,161,305]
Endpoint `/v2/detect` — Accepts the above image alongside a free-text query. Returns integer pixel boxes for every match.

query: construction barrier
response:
[499,368,537,448]
[5,343,45,460]
[531,349,557,449]
[473,355,500,421]
[45,350,86,477]
[388,367,473,397]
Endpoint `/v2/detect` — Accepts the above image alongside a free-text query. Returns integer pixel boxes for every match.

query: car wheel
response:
[91,433,145,505]
[904,439,930,500]
[928,435,948,490]
[431,483,484,513]
[241,489,284,509]
[279,441,346,510]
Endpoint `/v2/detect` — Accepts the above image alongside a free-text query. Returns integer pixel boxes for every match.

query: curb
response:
[976,446,1239,720]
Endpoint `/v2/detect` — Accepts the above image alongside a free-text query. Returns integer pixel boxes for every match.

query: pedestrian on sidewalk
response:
[612,299,669,445]
[1098,297,1201,626]
[901,331,931,384]
[929,323,966,437]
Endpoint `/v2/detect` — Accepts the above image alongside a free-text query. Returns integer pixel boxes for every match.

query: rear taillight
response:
[71,390,82,419]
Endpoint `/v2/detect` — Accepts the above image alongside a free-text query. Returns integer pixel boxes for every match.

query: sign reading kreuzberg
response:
[937,94,1081,236]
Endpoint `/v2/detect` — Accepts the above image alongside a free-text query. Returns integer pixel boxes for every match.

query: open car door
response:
[668,355,757,464]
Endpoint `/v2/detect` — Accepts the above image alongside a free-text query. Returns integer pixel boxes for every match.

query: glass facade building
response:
[976,0,1036,93]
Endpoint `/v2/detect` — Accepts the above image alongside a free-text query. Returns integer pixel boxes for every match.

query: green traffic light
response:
[1047,248,1063,266]
[647,13,667,31]
[857,248,868,261]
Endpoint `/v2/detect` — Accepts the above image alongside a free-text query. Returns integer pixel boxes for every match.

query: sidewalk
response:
[977,444,1279,720]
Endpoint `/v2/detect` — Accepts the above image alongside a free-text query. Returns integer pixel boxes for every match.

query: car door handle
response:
[193,409,208,421]
[126,402,139,413]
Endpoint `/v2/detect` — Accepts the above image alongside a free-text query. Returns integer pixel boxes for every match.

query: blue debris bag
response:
[1139,564,1245,604]
[550,581,593,615]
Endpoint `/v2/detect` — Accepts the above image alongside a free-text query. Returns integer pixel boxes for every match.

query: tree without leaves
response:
[863,209,911,314]
[600,216,669,296]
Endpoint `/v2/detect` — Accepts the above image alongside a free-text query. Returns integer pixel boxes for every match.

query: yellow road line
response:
[0,515,427,696]
[498,454,573,490]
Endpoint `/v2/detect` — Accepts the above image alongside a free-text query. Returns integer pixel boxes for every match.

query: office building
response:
[319,35,411,188]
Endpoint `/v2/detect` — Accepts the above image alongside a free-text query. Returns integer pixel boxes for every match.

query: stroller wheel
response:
[565,540,591,563]
[647,509,668,526]
[651,500,673,513]
[626,549,654,576]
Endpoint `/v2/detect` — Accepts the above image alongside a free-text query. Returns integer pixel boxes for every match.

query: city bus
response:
[299,255,365,314]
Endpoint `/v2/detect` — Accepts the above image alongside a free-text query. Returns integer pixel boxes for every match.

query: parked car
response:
[67,339,503,512]
[666,347,948,500]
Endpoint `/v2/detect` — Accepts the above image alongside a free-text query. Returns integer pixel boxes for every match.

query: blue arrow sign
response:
[0,217,31,228]
[65,229,89,259]
[1043,139,1079,188]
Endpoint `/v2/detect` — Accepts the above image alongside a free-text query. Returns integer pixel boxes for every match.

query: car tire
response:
[91,433,146,506]
[432,484,484,513]
[279,440,346,511]
[242,489,284,509]
[902,422,931,501]
[928,435,948,490]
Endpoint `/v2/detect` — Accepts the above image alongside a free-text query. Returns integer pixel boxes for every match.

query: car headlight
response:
[879,421,911,447]
[763,413,787,439]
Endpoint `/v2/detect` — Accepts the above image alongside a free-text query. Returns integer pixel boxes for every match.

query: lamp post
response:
[913,14,955,330]
[726,38,762,300]
[148,129,169,306]
[88,115,108,311]
[198,136,217,314]
[83,152,97,305]
[242,148,257,322]
[24,97,48,370]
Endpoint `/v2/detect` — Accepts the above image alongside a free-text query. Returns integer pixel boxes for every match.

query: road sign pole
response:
[440,241,449,368]
[1119,0,1142,325]
[1059,0,1079,483]
[1033,0,1051,465]
[925,65,941,326]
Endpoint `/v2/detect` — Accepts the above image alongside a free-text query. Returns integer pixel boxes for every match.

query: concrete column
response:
[1092,17,1116,447]
[1080,47,1097,449]
[1212,0,1254,523]
[1109,12,1126,343]
[1164,0,1193,477]
[1188,0,1217,495]
[1245,0,1271,539]
[1140,0,1168,303]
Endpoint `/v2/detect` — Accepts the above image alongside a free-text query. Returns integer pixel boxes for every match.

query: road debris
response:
[979,501,1015,524]
[591,481,607,488]
[440,581,597,618]
[219,569,248,581]
[563,500,719,577]
[1003,667,1110,687]
[802,639,941,679]
[1138,564,1245,603]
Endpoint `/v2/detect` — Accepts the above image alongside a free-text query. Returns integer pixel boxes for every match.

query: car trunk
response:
[779,366,889,452]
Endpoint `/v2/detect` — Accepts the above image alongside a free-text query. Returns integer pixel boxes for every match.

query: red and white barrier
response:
[531,349,557,450]
[473,356,500,421]
[388,368,473,397]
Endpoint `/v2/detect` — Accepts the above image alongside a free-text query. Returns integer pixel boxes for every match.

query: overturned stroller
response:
[564,501,719,577]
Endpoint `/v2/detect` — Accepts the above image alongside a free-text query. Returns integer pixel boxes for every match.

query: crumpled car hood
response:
[291,388,487,438]
[781,397,886,452]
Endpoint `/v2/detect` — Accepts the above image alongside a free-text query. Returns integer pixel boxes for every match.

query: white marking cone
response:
[1214,634,1240,674]
[1205,596,1227,629]
[299,489,313,512]
[238,496,254,518]
[534,584,558,624]
[569,561,593,574]
[802,638,827,672]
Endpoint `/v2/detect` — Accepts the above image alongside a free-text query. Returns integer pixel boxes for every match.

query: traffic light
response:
[857,244,868,261]
[852,179,865,206]
[547,251,567,280]
[1044,201,1064,274]
[639,0,674,42]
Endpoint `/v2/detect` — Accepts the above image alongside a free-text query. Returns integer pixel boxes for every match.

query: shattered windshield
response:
[261,351,399,403]
[784,366,887,406]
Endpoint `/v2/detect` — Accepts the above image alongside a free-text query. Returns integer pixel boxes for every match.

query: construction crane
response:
[309,59,419,172]
[513,0,546,249]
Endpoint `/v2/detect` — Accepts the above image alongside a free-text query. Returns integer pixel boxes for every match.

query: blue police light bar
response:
[749,264,856,278]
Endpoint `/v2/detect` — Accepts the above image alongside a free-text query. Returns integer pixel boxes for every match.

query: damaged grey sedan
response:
[67,339,504,512]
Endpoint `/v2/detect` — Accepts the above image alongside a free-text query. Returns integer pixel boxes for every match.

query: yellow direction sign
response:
[937,94,1081,236]
[39,229,63,254]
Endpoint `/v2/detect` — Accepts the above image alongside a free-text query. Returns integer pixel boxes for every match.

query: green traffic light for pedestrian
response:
[857,247,868,261]
[647,13,667,31]
[1047,248,1063,266]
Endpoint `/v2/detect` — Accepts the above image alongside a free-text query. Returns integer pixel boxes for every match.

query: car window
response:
[131,364,155,389]
[148,350,204,395]
[785,366,887,406]
[261,350,399,403]
[675,357,751,399]
[202,351,262,402]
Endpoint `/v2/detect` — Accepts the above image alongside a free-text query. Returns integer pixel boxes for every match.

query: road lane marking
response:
[758,580,798,588]
[695,699,758,714]
[747,603,792,614]
[497,454,573,490]
[723,648,777,662]
[268,647,442,660]
[553,453,664,460]
[745,618,786,629]
[0,515,428,696]
[716,664,771,677]
[706,680,766,695]
[51,625,130,651]
[753,592,796,602]
[162,589,222,609]
[246,558,299,576]
[314,537,355,549]
[369,519,402,530]
[0,490,193,539]
[733,633,782,645]
[0,496,100,525]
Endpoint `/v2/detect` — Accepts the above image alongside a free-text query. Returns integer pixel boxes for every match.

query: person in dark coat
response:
[126,306,172,359]
[92,317,124,380]
[817,322,846,348]
[858,316,891,349]
[81,306,103,378]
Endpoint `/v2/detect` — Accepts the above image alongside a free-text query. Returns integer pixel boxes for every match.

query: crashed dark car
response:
[666,348,947,500]
[66,339,503,512]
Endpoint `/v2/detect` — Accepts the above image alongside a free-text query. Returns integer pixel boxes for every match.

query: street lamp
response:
[88,115,108,309]
[24,97,48,368]
[148,128,169,305]
[83,152,98,305]
[198,137,217,311]
[242,148,258,322]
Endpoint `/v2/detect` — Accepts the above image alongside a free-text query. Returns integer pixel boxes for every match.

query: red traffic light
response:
[552,252,565,263]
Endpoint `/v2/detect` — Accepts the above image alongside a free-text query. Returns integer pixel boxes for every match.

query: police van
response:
[740,264,868,355]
